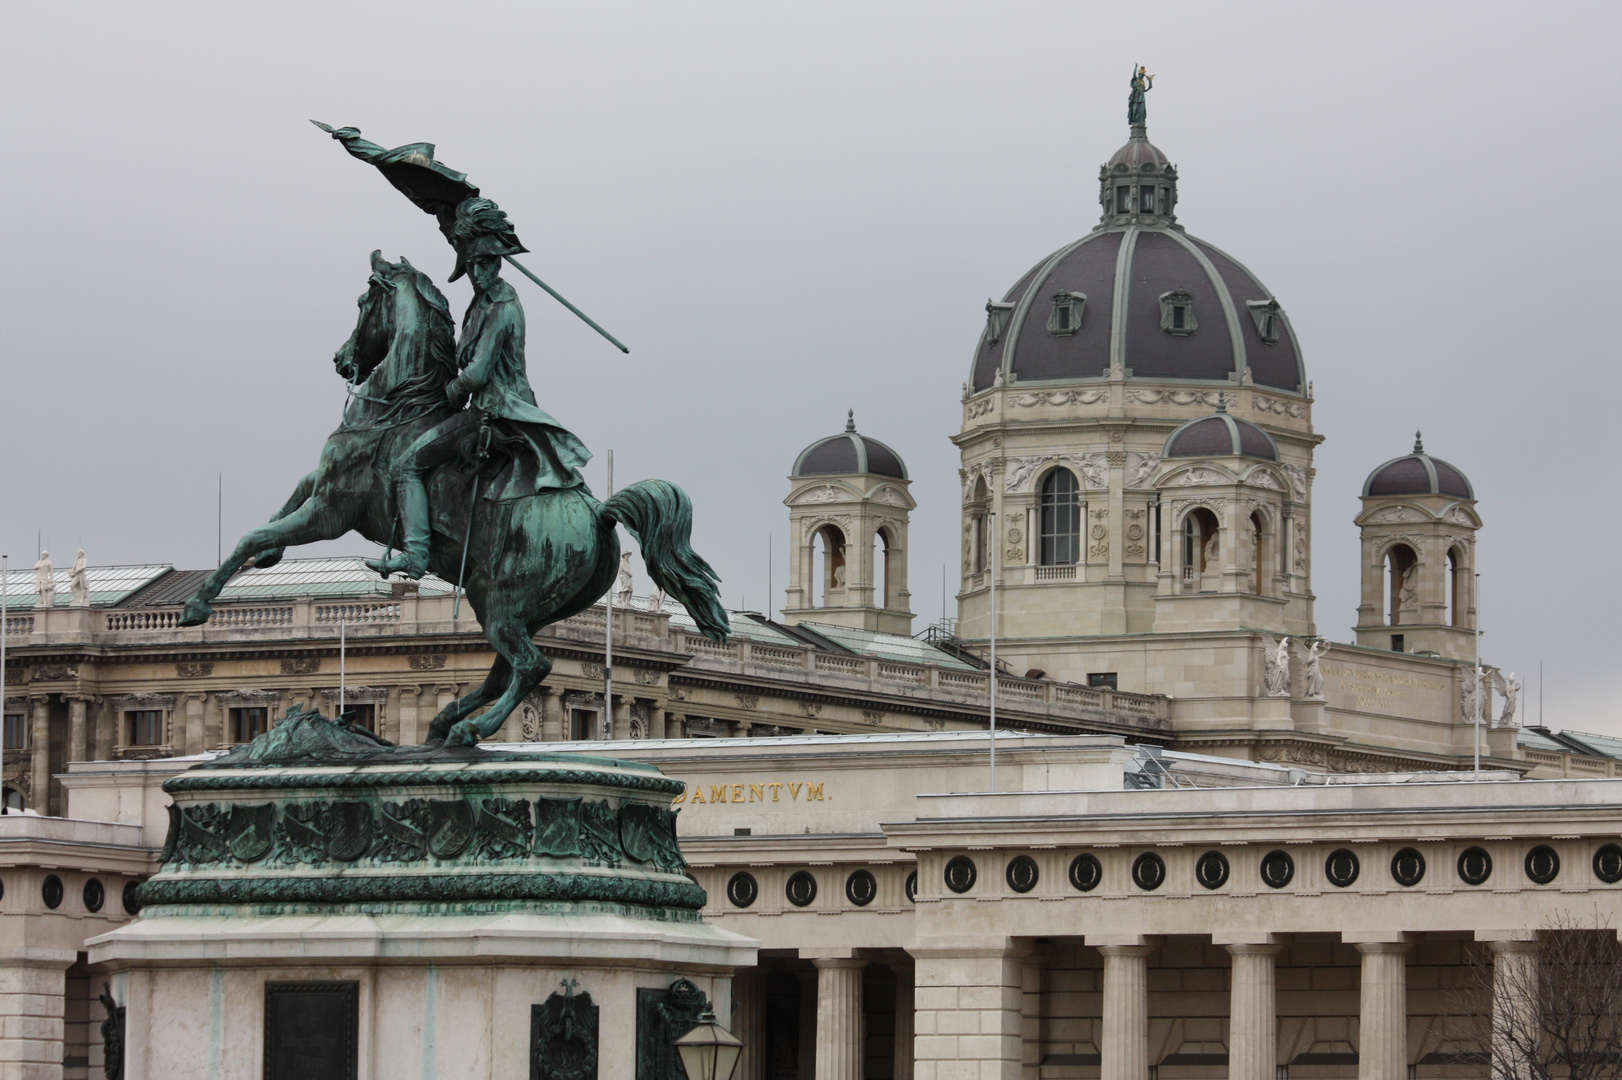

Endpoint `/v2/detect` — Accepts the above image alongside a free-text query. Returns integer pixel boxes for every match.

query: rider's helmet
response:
[448,197,529,281]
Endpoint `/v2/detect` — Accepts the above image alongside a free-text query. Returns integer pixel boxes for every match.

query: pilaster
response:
[910,939,1029,1080]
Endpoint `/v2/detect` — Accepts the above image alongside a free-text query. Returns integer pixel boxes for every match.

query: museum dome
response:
[969,122,1305,397]
[1362,433,1474,499]
[791,411,908,479]
[1164,405,1279,460]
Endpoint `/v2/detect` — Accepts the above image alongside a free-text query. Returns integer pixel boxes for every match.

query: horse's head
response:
[333,251,402,384]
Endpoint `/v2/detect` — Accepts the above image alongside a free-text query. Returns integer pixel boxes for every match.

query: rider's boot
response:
[364,478,431,579]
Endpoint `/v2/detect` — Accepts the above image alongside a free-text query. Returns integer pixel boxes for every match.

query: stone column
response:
[1487,938,1540,1080]
[731,968,766,1080]
[29,696,51,814]
[812,957,866,1080]
[0,948,75,1080]
[612,696,632,741]
[911,939,1027,1080]
[540,688,564,741]
[1097,943,1155,1080]
[1224,943,1283,1080]
[67,694,89,764]
[893,961,915,1080]
[396,685,422,746]
[649,703,668,740]
[1353,940,1412,1080]
[181,692,205,756]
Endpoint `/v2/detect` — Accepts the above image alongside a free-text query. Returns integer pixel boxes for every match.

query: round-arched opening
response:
[967,478,990,575]
[1250,510,1265,595]
[1448,545,1465,627]
[812,524,846,608]
[1039,469,1081,567]
[1181,508,1220,591]
[1385,543,1418,626]
[0,788,22,813]
[873,526,894,610]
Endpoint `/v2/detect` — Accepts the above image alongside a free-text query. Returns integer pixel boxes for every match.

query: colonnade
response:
[737,933,1541,1080]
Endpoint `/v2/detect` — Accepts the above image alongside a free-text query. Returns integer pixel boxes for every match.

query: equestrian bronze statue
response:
[180,125,728,747]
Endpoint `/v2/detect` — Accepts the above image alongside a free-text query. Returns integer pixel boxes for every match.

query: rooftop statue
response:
[179,125,729,748]
[1128,65,1153,126]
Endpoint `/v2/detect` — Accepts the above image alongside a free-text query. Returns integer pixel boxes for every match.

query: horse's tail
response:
[603,480,730,642]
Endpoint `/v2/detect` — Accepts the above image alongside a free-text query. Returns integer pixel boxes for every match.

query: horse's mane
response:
[352,259,459,427]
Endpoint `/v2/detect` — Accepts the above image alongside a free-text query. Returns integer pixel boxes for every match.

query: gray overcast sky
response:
[3,2,1619,730]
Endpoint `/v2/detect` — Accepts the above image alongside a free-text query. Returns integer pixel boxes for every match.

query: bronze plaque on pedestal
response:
[264,981,358,1080]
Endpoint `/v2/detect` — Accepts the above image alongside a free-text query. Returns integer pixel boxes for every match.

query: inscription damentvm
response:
[673,779,828,806]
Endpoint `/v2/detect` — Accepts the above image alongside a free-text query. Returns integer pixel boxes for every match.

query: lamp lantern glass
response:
[673,1013,744,1080]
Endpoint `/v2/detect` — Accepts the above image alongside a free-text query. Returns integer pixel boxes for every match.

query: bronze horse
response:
[179,252,728,745]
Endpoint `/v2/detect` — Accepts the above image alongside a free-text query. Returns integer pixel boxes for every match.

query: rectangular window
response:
[126,710,163,747]
[1172,306,1186,330]
[1115,186,1130,213]
[1140,187,1154,212]
[230,707,267,744]
[2,714,25,750]
[1088,673,1119,690]
[569,709,597,740]
[1055,305,1070,330]
[345,703,376,732]
[1391,634,1405,653]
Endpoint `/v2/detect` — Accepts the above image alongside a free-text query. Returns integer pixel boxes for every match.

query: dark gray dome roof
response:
[970,126,1304,397]
[792,412,907,479]
[1164,408,1279,460]
[1362,434,1473,498]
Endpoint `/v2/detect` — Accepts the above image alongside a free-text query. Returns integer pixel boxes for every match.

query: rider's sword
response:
[452,413,493,620]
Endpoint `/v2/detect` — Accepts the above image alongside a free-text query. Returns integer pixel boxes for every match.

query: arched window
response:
[1182,508,1220,589]
[1250,511,1265,594]
[1385,543,1418,626]
[1039,469,1080,566]
[873,528,892,609]
[969,478,990,573]
[1,788,23,812]
[1448,546,1464,627]
[813,525,846,607]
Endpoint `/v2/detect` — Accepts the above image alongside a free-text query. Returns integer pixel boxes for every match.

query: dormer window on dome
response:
[985,301,1014,345]
[1247,298,1282,345]
[1160,290,1197,336]
[1047,292,1086,336]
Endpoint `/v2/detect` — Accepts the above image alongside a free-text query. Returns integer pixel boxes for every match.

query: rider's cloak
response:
[458,279,591,499]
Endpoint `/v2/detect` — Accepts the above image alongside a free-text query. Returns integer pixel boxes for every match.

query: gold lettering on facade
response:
[672,779,831,807]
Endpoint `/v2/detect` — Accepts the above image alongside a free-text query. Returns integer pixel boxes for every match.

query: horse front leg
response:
[423,657,512,745]
[179,496,350,626]
[243,470,320,571]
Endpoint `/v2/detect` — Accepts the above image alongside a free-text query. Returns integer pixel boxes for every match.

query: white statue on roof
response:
[614,551,633,608]
[33,552,54,607]
[69,550,90,607]
[1262,634,1290,697]
[1495,670,1520,728]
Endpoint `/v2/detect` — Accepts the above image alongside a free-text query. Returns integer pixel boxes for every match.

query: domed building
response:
[1353,434,1481,660]
[955,106,1318,730]
[781,412,915,635]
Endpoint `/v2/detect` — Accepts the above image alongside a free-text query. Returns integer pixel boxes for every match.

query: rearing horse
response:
[179,252,729,746]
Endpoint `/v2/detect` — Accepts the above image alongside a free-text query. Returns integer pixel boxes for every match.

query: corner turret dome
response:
[1164,405,1279,461]
[791,411,908,479]
[1362,433,1473,498]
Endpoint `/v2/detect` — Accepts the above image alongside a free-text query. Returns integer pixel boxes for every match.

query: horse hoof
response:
[178,598,214,627]
[248,548,284,570]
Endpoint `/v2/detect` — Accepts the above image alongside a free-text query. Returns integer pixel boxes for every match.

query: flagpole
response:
[603,450,614,740]
[989,510,998,792]
[1473,572,1482,776]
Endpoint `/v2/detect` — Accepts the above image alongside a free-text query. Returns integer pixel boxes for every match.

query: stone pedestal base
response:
[90,911,754,1080]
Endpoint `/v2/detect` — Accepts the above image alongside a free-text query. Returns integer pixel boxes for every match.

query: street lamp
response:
[673,1012,743,1080]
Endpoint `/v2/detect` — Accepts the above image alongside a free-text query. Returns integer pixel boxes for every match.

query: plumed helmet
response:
[448,197,528,281]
